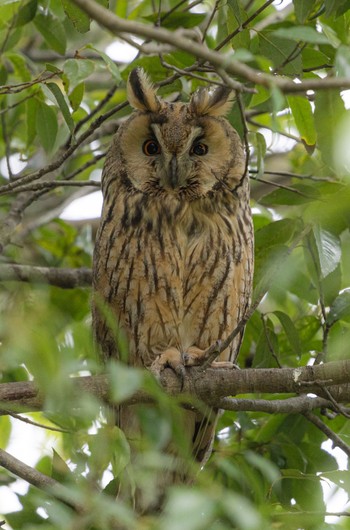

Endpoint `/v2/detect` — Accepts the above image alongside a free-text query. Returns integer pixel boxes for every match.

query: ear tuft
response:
[190,86,233,117]
[127,68,160,112]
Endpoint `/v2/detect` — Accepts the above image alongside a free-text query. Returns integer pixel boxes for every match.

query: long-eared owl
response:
[92,68,254,510]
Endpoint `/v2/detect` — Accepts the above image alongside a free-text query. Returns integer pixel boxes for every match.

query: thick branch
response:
[1,361,350,415]
[71,0,350,93]
[0,264,92,288]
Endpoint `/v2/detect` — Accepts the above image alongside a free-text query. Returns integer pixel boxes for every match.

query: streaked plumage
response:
[92,68,253,511]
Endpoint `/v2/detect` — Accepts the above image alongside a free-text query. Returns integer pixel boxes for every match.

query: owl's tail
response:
[114,404,218,514]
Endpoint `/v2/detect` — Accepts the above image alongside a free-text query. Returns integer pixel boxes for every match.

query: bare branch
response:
[0,448,83,511]
[0,264,92,289]
[304,412,350,458]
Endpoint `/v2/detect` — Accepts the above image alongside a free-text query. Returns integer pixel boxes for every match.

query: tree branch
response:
[1,361,350,415]
[304,412,350,458]
[0,264,92,288]
[71,0,350,94]
[0,448,83,511]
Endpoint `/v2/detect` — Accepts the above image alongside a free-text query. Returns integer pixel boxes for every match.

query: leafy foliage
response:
[0,0,350,529]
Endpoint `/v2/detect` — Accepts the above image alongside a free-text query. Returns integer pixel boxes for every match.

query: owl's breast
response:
[93,191,252,365]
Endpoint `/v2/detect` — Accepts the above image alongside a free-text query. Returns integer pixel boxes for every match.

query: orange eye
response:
[143,139,161,156]
[191,142,208,156]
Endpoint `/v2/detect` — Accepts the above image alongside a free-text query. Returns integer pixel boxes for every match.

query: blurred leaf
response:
[34,12,66,55]
[259,33,302,75]
[255,132,266,178]
[62,0,90,32]
[259,184,320,206]
[52,449,71,482]
[314,89,345,169]
[287,95,316,147]
[6,52,31,82]
[26,96,38,147]
[0,416,12,448]
[162,488,216,530]
[293,0,315,23]
[273,311,302,356]
[321,469,350,491]
[11,0,37,27]
[36,101,58,152]
[68,82,84,112]
[63,58,95,90]
[272,26,330,44]
[144,12,206,29]
[313,226,341,278]
[86,45,122,83]
[46,82,75,133]
[108,361,143,403]
[335,44,350,76]
[327,289,350,324]
[255,219,297,249]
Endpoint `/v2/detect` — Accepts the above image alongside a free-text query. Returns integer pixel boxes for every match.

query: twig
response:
[304,411,350,458]
[250,174,316,197]
[0,448,83,511]
[249,168,335,182]
[4,410,71,433]
[3,180,100,195]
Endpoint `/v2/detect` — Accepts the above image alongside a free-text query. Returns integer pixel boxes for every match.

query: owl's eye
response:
[191,142,208,156]
[143,139,161,156]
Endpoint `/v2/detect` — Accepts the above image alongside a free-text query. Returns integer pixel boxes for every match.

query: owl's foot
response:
[150,346,205,386]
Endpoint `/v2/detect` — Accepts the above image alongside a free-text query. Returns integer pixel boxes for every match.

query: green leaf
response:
[86,45,122,83]
[26,97,38,147]
[36,101,58,152]
[11,0,37,27]
[287,95,316,147]
[255,219,297,249]
[163,488,216,530]
[255,132,266,178]
[327,289,350,324]
[227,0,243,24]
[46,82,75,133]
[274,311,302,356]
[63,58,95,90]
[293,0,315,23]
[108,361,143,403]
[253,245,290,304]
[260,184,320,206]
[34,12,66,55]
[335,44,350,76]
[69,82,84,112]
[62,0,90,32]
[313,226,341,278]
[0,416,12,448]
[259,32,302,75]
[6,52,31,82]
[272,26,330,45]
[52,449,71,482]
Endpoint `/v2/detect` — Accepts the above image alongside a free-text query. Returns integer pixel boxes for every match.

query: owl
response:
[92,68,253,511]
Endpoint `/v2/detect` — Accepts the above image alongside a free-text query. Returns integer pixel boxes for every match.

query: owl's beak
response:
[169,155,178,189]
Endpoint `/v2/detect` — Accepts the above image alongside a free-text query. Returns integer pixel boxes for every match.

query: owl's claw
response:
[150,347,202,389]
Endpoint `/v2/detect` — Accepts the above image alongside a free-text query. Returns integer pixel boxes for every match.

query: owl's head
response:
[105,68,245,201]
